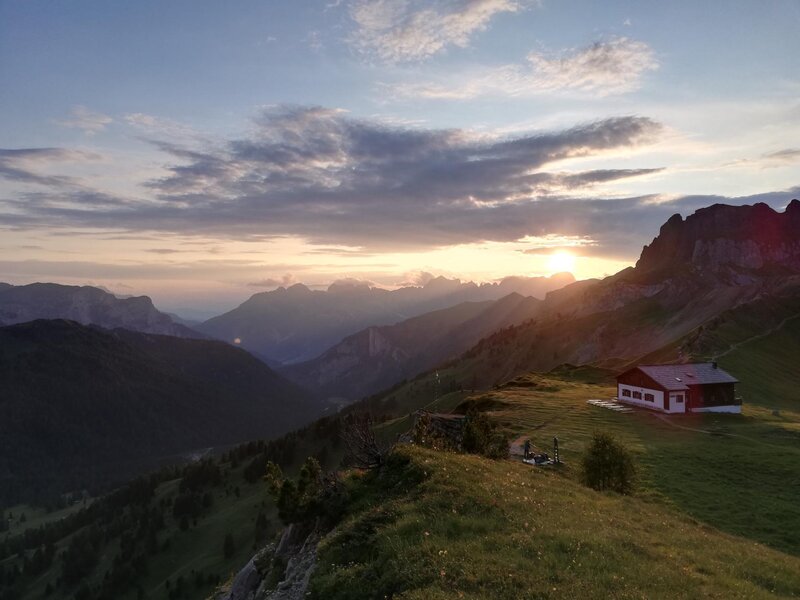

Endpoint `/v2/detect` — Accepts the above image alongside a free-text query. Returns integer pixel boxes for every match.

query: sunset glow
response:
[1,1,798,315]
[547,252,577,275]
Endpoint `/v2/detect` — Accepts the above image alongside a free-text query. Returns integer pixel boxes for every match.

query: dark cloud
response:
[145,248,183,254]
[763,148,800,162]
[0,148,84,188]
[1,106,798,260]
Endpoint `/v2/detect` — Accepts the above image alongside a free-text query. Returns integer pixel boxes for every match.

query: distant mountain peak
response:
[327,279,372,293]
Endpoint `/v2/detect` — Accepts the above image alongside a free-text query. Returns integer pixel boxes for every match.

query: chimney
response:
[712,361,718,369]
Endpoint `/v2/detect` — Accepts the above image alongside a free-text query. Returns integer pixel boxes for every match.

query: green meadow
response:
[310,444,800,599]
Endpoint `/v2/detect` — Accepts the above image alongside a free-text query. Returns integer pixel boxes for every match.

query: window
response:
[675,394,684,403]
[622,389,631,397]
[644,393,654,402]
[632,391,642,400]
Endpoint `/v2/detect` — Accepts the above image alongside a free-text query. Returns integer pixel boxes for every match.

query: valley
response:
[2,201,800,599]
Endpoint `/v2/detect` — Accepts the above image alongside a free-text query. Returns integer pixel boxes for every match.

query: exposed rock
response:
[213,523,321,600]
[636,201,800,276]
[0,282,200,337]
[261,529,320,600]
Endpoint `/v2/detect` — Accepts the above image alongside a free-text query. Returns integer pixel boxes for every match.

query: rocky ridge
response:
[0,282,200,337]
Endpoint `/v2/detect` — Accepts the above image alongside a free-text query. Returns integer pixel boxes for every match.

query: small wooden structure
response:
[401,411,467,447]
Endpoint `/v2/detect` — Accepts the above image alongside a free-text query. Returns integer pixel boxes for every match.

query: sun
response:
[547,251,576,274]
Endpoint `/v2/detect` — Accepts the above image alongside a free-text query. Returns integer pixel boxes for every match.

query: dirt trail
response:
[713,312,800,359]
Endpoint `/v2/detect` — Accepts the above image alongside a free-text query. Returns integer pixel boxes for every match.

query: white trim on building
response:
[617,383,665,411]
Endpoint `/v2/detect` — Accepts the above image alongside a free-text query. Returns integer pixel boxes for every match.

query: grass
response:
[718,313,800,411]
[459,374,800,558]
[309,444,800,599]
[8,312,800,598]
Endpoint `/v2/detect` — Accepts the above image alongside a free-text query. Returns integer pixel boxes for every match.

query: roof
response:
[619,363,739,391]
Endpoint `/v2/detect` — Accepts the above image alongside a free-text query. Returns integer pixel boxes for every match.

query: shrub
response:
[581,432,636,494]
[265,457,346,526]
[462,410,508,459]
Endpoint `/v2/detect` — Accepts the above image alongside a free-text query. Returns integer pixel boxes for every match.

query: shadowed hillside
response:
[0,320,324,506]
[283,292,542,402]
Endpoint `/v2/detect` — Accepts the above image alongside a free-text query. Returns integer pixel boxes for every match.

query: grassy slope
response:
[7,300,800,598]
[310,444,800,599]
[717,314,800,410]
[8,366,800,599]
[470,373,800,557]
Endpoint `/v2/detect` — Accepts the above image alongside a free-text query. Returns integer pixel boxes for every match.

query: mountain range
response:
[282,292,543,402]
[0,282,199,338]
[197,273,574,364]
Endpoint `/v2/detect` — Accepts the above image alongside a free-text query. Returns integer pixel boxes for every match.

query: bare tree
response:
[340,413,388,470]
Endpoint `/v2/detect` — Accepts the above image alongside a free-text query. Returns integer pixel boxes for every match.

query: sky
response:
[1,0,799,317]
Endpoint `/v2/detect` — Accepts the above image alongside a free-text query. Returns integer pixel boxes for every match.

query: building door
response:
[671,392,686,413]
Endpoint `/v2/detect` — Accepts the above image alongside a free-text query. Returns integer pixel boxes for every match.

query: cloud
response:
[145,248,183,254]
[0,148,99,188]
[348,0,532,63]
[390,37,658,99]
[519,235,600,256]
[762,148,800,163]
[6,105,796,259]
[1,107,667,255]
[397,270,440,287]
[123,113,204,142]
[248,273,298,288]
[56,105,113,135]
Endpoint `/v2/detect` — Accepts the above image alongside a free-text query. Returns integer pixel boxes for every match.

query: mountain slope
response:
[436,201,800,388]
[198,273,573,364]
[0,320,323,505]
[283,293,542,402]
[0,282,199,337]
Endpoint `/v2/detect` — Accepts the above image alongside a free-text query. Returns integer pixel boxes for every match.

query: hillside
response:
[218,367,800,598]
[304,444,800,599]
[422,202,800,389]
[5,364,800,600]
[283,293,542,402]
[0,282,199,338]
[198,274,573,364]
[0,320,323,506]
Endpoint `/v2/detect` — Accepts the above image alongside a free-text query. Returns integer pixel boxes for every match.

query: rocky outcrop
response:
[213,523,321,600]
[0,282,200,337]
[636,200,800,276]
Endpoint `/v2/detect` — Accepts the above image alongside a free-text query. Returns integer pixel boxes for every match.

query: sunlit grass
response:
[311,444,800,599]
